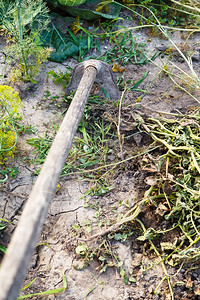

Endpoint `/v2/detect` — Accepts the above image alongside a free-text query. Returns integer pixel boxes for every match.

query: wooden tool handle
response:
[0,66,97,300]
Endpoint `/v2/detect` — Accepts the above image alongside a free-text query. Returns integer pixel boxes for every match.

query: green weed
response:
[18,270,67,299]
[47,69,71,89]
[112,0,200,28]
[27,94,118,195]
[0,0,50,83]
[0,85,22,182]
[68,107,200,297]
[0,219,11,254]
[99,31,150,65]
[74,238,134,283]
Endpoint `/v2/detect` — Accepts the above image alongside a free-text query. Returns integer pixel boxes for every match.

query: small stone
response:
[131,253,143,268]
[155,203,168,216]
[191,51,200,61]
[156,44,168,51]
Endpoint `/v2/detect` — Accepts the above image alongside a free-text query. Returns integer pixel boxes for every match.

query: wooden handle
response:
[0,66,97,300]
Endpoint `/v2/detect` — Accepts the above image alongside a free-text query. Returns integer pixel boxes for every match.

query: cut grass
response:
[66,107,200,297]
[18,270,67,299]
[27,95,118,196]
[28,83,200,294]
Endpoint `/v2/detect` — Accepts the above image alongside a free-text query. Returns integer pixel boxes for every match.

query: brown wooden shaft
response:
[0,66,98,300]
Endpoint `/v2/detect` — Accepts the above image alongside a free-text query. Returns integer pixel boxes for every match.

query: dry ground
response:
[0,22,200,300]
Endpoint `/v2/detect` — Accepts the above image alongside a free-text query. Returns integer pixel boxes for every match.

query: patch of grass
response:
[27,94,118,195]
[109,0,200,104]
[27,130,54,165]
[99,31,151,65]
[113,0,200,28]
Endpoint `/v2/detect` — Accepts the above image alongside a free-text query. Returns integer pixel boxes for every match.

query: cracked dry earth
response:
[1,26,200,300]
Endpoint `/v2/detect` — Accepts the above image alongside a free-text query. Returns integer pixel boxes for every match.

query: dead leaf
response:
[112,63,126,73]
[91,82,100,94]
[155,203,169,216]
[195,287,200,295]
[185,276,193,289]
[142,167,158,173]
[71,16,81,35]
[180,120,194,127]
[144,176,158,186]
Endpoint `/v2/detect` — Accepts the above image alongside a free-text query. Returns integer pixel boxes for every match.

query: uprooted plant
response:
[72,109,200,297]
[27,77,200,295]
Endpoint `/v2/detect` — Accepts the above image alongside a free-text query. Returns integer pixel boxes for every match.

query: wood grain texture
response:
[0,66,97,300]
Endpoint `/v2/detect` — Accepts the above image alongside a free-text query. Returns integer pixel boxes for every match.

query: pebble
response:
[156,45,168,51]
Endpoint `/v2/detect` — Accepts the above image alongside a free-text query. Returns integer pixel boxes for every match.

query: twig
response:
[117,87,126,161]
[0,189,27,199]
[61,145,160,177]
[136,219,174,300]
[79,203,144,242]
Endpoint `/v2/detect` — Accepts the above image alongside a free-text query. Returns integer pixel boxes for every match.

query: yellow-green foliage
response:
[7,32,51,83]
[0,85,22,164]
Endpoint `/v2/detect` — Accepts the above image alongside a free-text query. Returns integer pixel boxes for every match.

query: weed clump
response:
[0,0,50,83]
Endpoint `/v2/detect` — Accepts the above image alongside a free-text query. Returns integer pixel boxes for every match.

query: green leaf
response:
[18,271,67,299]
[100,264,107,273]
[117,261,123,267]
[99,256,106,261]
[129,277,136,283]
[130,71,149,90]
[72,224,80,230]
[114,233,122,241]
[41,23,89,62]
[123,276,128,285]
[58,0,86,5]
[120,267,125,277]
[0,218,11,223]
[97,220,102,227]
[0,222,7,231]
[58,0,121,20]
[75,244,87,256]
[0,245,6,254]
[20,278,37,291]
